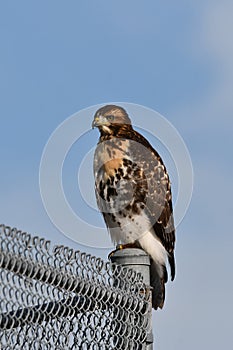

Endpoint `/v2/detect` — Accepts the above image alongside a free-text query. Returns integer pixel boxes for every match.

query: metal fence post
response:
[110,248,153,350]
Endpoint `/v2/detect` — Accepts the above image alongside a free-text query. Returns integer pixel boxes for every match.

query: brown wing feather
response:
[117,127,176,279]
[95,123,176,280]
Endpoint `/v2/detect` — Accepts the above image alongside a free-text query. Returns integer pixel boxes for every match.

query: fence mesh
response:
[0,224,151,349]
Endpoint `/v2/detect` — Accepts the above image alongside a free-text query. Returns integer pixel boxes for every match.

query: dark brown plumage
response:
[92,105,176,309]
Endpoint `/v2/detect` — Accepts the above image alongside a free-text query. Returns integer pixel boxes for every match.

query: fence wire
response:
[0,225,151,349]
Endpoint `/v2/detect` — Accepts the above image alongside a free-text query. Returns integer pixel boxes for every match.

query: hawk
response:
[92,105,175,309]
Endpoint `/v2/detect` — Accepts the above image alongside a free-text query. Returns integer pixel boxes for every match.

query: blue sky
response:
[1,1,233,349]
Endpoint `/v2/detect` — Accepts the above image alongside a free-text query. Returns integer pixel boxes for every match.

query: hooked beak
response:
[92,115,107,129]
[92,119,97,129]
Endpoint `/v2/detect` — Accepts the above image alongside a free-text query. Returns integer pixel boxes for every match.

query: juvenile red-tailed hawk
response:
[92,105,175,309]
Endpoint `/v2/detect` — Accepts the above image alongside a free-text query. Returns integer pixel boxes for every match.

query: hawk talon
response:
[108,244,125,259]
[108,243,138,259]
[108,249,117,259]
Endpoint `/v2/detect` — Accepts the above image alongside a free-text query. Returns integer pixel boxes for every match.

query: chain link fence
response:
[0,224,151,349]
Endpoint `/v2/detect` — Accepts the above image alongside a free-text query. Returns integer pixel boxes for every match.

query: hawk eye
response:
[107,115,114,121]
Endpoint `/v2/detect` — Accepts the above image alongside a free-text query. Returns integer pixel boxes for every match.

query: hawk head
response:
[92,105,132,135]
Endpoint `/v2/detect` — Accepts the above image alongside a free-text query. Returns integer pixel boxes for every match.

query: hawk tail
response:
[150,260,167,310]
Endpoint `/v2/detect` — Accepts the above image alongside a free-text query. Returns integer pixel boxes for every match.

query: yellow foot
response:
[108,243,138,259]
